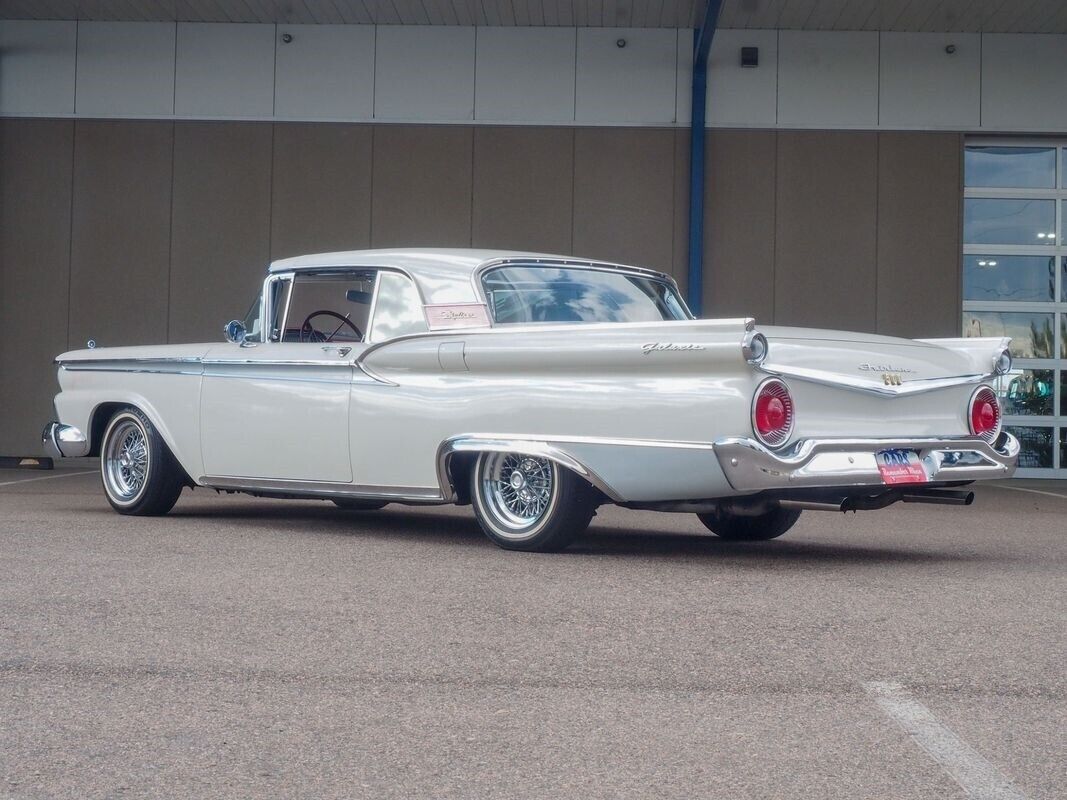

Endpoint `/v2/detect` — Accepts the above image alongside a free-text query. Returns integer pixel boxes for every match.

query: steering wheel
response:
[299,310,363,343]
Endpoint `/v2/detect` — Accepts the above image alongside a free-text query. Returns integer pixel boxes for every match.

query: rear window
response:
[481,265,689,325]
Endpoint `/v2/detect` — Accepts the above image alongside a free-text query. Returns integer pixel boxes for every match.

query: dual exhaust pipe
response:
[778,488,975,513]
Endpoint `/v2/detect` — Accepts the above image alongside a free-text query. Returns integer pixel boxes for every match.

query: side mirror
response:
[224,319,247,344]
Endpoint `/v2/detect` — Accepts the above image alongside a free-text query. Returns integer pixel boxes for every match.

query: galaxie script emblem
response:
[642,342,707,356]
[858,362,915,373]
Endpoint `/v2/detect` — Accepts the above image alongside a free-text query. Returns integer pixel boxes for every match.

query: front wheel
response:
[697,505,801,541]
[100,407,186,516]
[470,452,595,552]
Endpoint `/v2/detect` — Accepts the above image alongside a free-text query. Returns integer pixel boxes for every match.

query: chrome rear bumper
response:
[42,422,89,459]
[715,433,1019,492]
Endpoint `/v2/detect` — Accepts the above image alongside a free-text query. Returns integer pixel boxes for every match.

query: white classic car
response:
[44,249,1019,551]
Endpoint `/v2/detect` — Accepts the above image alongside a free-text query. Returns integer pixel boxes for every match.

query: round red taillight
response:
[968,386,1001,442]
[752,379,794,447]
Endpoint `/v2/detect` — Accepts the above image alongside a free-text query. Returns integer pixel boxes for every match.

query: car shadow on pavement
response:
[157,501,998,567]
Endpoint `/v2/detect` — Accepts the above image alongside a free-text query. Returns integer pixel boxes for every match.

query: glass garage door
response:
[963,141,1065,476]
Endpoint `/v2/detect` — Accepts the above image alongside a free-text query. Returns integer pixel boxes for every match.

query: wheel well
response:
[87,402,128,457]
[446,450,609,508]
[447,453,478,505]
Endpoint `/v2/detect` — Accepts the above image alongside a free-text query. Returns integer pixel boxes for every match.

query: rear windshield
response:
[481,265,689,325]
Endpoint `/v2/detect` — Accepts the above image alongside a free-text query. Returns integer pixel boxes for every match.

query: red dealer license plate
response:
[875,449,928,485]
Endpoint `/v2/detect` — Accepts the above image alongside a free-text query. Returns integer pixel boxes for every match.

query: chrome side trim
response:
[714,433,1020,492]
[56,356,203,367]
[758,362,994,396]
[200,476,445,503]
[42,422,89,458]
[201,357,353,367]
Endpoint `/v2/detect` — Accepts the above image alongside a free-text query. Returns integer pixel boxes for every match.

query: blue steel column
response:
[687,0,724,317]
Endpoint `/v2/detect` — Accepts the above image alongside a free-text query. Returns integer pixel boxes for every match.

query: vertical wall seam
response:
[166,121,177,343]
[367,124,375,247]
[372,24,379,119]
[873,131,880,334]
[469,125,475,246]
[171,22,178,115]
[71,21,79,115]
[569,127,577,252]
[268,122,276,259]
[771,130,778,322]
[271,24,278,118]
[65,119,76,351]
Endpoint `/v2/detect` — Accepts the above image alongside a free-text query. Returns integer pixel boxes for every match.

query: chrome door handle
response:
[321,345,351,357]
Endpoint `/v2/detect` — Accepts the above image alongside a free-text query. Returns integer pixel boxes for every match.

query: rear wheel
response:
[100,407,185,516]
[697,505,801,541]
[332,498,388,511]
[471,452,595,552]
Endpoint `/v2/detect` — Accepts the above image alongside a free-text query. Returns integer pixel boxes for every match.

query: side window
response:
[370,271,429,342]
[280,271,376,343]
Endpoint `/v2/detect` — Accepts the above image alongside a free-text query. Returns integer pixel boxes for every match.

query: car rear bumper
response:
[714,432,1019,492]
[42,422,89,459]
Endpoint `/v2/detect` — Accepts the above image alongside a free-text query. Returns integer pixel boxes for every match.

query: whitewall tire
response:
[100,407,185,516]
[470,452,595,552]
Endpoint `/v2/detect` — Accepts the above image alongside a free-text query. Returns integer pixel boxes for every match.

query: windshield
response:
[482,266,689,325]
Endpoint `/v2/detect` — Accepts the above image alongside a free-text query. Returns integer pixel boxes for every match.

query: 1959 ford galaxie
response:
[44,249,1019,551]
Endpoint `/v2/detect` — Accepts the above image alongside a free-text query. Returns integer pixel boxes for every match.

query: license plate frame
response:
[875,448,928,485]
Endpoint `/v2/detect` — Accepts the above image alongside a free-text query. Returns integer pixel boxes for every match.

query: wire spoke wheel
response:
[103,418,150,503]
[478,452,557,537]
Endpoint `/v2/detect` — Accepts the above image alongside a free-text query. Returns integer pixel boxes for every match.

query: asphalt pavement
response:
[0,467,1064,799]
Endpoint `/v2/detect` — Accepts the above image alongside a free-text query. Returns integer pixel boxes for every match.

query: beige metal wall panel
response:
[471,127,574,255]
[371,125,473,248]
[168,123,272,344]
[0,120,73,455]
[876,132,962,338]
[703,130,776,323]
[670,129,690,287]
[69,121,174,349]
[572,128,676,274]
[270,123,373,260]
[774,131,878,332]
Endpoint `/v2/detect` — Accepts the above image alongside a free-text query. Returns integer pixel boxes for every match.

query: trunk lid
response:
[761,326,1004,390]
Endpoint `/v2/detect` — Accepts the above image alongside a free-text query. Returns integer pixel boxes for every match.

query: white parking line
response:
[988,483,1067,501]
[865,681,1029,800]
[0,470,96,488]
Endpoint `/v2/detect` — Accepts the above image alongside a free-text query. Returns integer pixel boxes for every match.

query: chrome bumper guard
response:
[714,433,1020,492]
[42,422,89,459]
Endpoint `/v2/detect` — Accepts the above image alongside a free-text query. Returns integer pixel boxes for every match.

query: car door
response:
[199,269,375,484]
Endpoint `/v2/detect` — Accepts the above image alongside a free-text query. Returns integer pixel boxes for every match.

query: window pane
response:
[1061,429,1066,470]
[1007,426,1054,468]
[482,266,687,325]
[371,271,429,342]
[963,198,1056,245]
[964,146,1056,188]
[995,369,1054,416]
[963,311,1055,359]
[963,255,1054,301]
[1063,314,1067,359]
[1063,258,1067,302]
[1062,372,1067,417]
